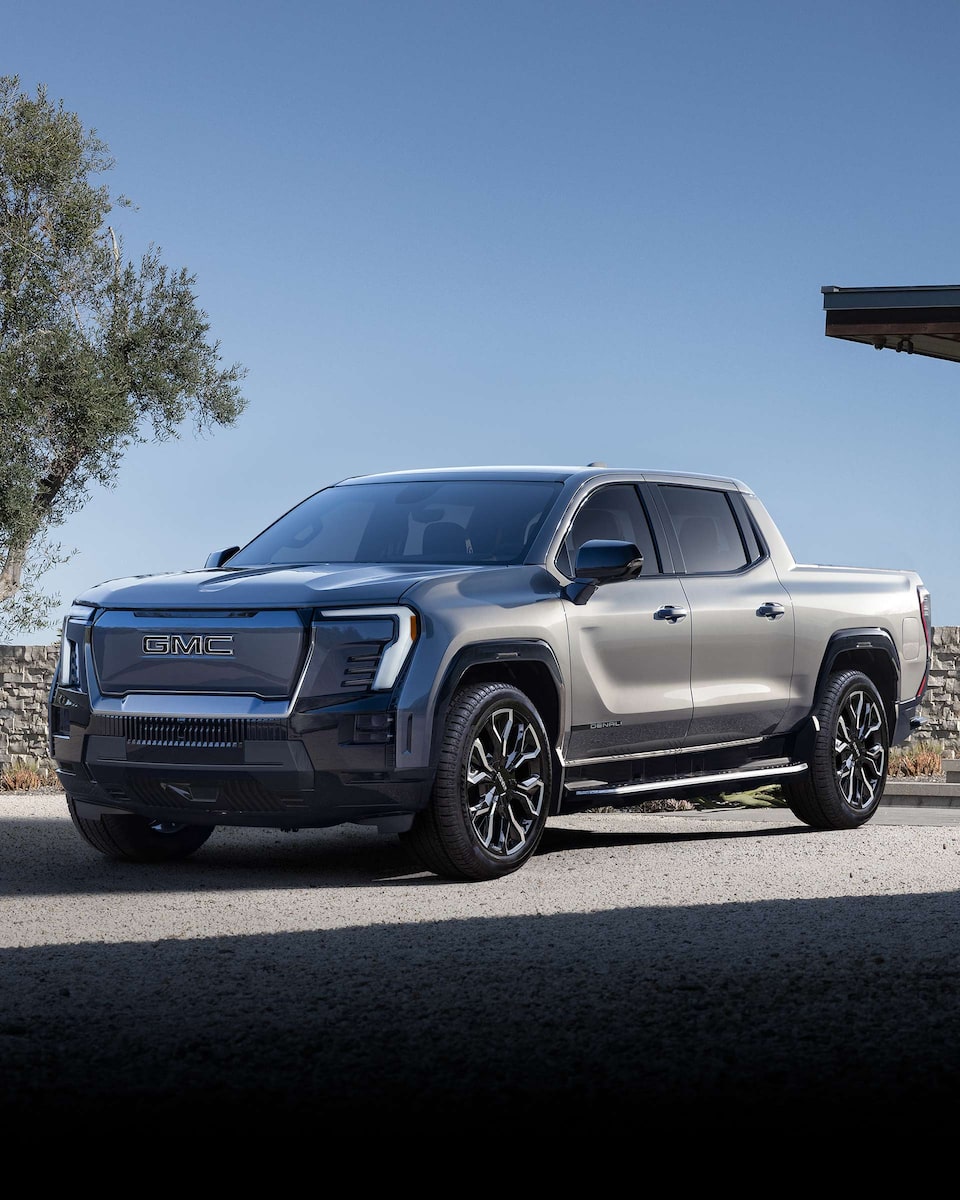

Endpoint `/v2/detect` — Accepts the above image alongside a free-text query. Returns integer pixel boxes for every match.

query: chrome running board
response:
[564,761,808,799]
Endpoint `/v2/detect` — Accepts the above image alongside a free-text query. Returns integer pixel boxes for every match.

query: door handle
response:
[654,605,688,623]
[756,602,786,619]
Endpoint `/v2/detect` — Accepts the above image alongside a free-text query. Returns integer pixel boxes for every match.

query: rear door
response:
[646,482,795,746]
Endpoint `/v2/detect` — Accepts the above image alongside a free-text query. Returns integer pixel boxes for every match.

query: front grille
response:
[88,714,288,748]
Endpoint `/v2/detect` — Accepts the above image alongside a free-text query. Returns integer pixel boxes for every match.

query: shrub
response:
[0,757,58,791]
[888,741,943,777]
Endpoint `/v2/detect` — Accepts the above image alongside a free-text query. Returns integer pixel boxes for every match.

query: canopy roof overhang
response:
[822,284,960,364]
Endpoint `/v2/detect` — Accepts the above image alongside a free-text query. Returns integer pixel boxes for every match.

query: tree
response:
[0,75,247,638]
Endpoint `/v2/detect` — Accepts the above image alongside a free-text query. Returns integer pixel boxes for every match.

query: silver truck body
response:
[49,465,931,879]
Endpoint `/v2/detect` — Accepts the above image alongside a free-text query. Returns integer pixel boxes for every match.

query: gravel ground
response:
[4,787,960,1141]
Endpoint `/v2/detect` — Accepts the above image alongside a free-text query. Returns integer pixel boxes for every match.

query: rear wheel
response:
[67,795,214,862]
[783,669,889,829]
[401,682,552,881]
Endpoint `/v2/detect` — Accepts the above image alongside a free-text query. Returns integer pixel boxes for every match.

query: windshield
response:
[227,480,563,567]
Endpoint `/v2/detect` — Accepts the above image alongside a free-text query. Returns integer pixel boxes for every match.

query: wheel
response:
[401,682,553,881]
[67,795,214,863]
[783,670,889,829]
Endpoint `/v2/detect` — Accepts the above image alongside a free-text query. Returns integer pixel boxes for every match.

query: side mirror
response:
[565,540,643,605]
[205,546,240,569]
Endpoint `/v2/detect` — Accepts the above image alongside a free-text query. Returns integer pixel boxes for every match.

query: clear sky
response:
[5,0,959,638]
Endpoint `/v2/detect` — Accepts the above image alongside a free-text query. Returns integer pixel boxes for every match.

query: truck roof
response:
[335,465,753,491]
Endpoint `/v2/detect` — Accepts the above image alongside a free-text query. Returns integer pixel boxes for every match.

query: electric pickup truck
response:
[49,465,932,880]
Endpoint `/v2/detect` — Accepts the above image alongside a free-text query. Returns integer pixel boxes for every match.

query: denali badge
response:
[142,634,235,656]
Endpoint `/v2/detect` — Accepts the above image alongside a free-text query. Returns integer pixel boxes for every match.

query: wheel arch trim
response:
[814,628,901,731]
[430,640,565,768]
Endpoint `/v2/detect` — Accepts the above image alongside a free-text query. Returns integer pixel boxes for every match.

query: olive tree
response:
[0,76,247,637]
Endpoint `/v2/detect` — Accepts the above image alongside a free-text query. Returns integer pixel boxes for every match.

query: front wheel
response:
[783,669,889,829]
[401,682,553,881]
[67,796,214,862]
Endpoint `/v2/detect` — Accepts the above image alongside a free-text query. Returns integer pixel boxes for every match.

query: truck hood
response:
[76,562,486,610]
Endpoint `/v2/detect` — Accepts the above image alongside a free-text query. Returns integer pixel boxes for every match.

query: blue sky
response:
[5,0,959,635]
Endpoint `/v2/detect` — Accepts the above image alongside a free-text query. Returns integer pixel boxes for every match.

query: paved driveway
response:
[3,789,960,1139]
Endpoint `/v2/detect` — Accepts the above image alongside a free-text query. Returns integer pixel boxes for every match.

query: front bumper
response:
[50,687,432,832]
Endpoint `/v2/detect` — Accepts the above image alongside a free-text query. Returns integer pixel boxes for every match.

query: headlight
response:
[59,620,79,687]
[59,605,94,688]
[317,605,419,690]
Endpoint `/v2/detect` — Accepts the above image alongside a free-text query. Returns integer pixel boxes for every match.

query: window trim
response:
[728,491,769,563]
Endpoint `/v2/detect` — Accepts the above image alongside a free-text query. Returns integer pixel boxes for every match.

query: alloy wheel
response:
[834,688,886,810]
[466,705,546,858]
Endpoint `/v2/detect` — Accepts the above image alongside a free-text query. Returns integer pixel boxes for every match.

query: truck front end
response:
[49,599,429,834]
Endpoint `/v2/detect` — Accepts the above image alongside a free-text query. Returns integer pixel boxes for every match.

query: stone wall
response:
[906,626,960,748]
[0,643,59,769]
[1,630,959,773]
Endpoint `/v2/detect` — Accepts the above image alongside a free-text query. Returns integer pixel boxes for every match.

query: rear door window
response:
[655,485,750,574]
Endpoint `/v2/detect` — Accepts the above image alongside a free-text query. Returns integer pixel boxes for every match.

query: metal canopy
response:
[822,284,960,364]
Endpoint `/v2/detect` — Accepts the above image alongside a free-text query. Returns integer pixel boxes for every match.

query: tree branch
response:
[0,540,26,603]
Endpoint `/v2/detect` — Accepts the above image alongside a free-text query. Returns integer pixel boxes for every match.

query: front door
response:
[559,483,694,763]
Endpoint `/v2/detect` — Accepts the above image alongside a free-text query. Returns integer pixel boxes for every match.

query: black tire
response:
[67,795,214,863]
[401,682,553,881]
[783,669,889,829]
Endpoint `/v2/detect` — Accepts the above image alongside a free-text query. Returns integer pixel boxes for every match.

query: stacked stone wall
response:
[905,626,960,748]
[1,631,959,774]
[0,644,59,770]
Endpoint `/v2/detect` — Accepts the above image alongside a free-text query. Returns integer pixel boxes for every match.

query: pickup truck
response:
[49,465,932,880]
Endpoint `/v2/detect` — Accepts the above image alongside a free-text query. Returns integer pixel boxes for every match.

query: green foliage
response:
[0,532,70,638]
[0,75,248,632]
[715,784,785,807]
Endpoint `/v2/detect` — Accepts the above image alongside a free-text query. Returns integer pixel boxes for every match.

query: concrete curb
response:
[882,779,960,808]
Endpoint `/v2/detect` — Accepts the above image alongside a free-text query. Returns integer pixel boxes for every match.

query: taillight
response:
[916,586,932,698]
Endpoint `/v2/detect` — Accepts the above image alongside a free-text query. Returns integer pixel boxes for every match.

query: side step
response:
[563,761,807,800]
